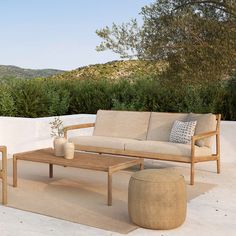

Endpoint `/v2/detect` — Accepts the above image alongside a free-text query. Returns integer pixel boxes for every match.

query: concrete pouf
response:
[128,169,187,230]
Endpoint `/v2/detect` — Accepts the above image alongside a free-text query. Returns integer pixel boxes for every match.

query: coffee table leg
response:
[108,172,112,206]
[13,156,17,187]
[49,164,53,178]
[140,160,144,170]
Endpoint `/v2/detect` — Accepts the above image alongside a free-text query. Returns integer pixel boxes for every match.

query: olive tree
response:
[96,0,236,82]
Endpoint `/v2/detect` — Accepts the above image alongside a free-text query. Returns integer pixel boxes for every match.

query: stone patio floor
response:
[0,161,235,236]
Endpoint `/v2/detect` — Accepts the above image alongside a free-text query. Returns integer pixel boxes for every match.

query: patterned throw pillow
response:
[169,120,197,144]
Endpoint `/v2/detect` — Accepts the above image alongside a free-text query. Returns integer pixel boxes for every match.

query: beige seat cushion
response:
[69,135,137,151]
[93,110,151,140]
[187,113,216,147]
[125,140,212,157]
[147,112,188,141]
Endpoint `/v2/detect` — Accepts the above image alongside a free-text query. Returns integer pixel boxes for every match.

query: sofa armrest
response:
[192,131,218,143]
[191,130,219,161]
[64,123,95,138]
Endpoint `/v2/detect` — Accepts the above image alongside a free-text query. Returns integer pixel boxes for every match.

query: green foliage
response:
[43,80,70,116]
[0,85,16,116]
[224,76,236,120]
[2,79,70,118]
[68,79,113,114]
[0,76,235,120]
[10,80,48,117]
[96,0,236,82]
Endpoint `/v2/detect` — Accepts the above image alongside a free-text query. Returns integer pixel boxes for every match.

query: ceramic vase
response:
[53,137,67,156]
[64,142,75,159]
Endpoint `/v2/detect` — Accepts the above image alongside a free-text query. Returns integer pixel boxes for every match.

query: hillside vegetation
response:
[0,65,65,79]
[51,60,166,80]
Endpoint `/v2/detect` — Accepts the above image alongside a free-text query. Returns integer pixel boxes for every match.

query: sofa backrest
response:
[93,110,151,140]
[147,112,217,147]
[147,112,188,142]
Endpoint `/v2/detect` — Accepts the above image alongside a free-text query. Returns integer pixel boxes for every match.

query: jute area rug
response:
[4,160,216,234]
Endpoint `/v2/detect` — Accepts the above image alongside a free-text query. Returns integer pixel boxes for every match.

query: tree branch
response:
[174,1,236,18]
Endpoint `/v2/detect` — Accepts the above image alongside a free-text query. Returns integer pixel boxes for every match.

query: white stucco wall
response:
[217,121,236,163]
[0,115,235,163]
[0,114,96,155]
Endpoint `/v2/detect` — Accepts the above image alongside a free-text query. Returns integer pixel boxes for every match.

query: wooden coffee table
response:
[13,148,144,206]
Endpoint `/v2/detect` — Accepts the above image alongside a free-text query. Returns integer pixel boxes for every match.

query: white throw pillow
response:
[169,120,197,144]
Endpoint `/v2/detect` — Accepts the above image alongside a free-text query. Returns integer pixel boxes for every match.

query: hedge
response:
[0,76,235,120]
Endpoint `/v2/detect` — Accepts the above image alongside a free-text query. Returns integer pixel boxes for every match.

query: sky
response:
[0,0,153,70]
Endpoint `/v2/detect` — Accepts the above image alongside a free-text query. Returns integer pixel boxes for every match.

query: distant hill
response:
[0,65,65,79]
[51,60,167,81]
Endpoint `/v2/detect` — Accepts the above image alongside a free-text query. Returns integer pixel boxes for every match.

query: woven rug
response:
[4,160,216,234]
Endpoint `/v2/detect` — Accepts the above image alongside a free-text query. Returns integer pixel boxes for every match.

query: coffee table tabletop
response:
[13,148,144,206]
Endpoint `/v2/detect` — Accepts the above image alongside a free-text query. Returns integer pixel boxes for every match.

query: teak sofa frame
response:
[0,146,7,204]
[64,114,221,185]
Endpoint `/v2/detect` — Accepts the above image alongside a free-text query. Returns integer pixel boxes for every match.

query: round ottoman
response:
[128,169,186,230]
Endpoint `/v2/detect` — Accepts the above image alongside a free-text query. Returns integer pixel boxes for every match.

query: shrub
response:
[224,76,236,120]
[43,80,70,116]
[68,79,113,114]
[0,76,235,120]
[0,85,16,116]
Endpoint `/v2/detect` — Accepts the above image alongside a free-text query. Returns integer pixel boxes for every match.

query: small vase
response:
[64,142,75,159]
[53,137,67,157]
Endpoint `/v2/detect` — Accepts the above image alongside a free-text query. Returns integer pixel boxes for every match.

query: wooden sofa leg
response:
[2,172,7,205]
[217,158,220,174]
[1,146,7,205]
[190,162,194,185]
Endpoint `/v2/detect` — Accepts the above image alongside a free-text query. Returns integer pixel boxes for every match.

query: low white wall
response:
[0,115,235,163]
[217,121,236,163]
[0,114,96,155]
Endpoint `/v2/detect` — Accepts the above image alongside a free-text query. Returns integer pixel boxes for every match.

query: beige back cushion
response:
[93,110,151,140]
[147,112,188,141]
[187,113,216,147]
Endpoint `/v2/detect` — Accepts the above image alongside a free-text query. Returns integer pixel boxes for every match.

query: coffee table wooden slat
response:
[13,148,144,206]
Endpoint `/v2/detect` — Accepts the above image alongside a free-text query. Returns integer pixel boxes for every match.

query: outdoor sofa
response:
[64,110,221,185]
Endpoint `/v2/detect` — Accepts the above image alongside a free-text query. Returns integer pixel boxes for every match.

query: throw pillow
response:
[169,120,197,144]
